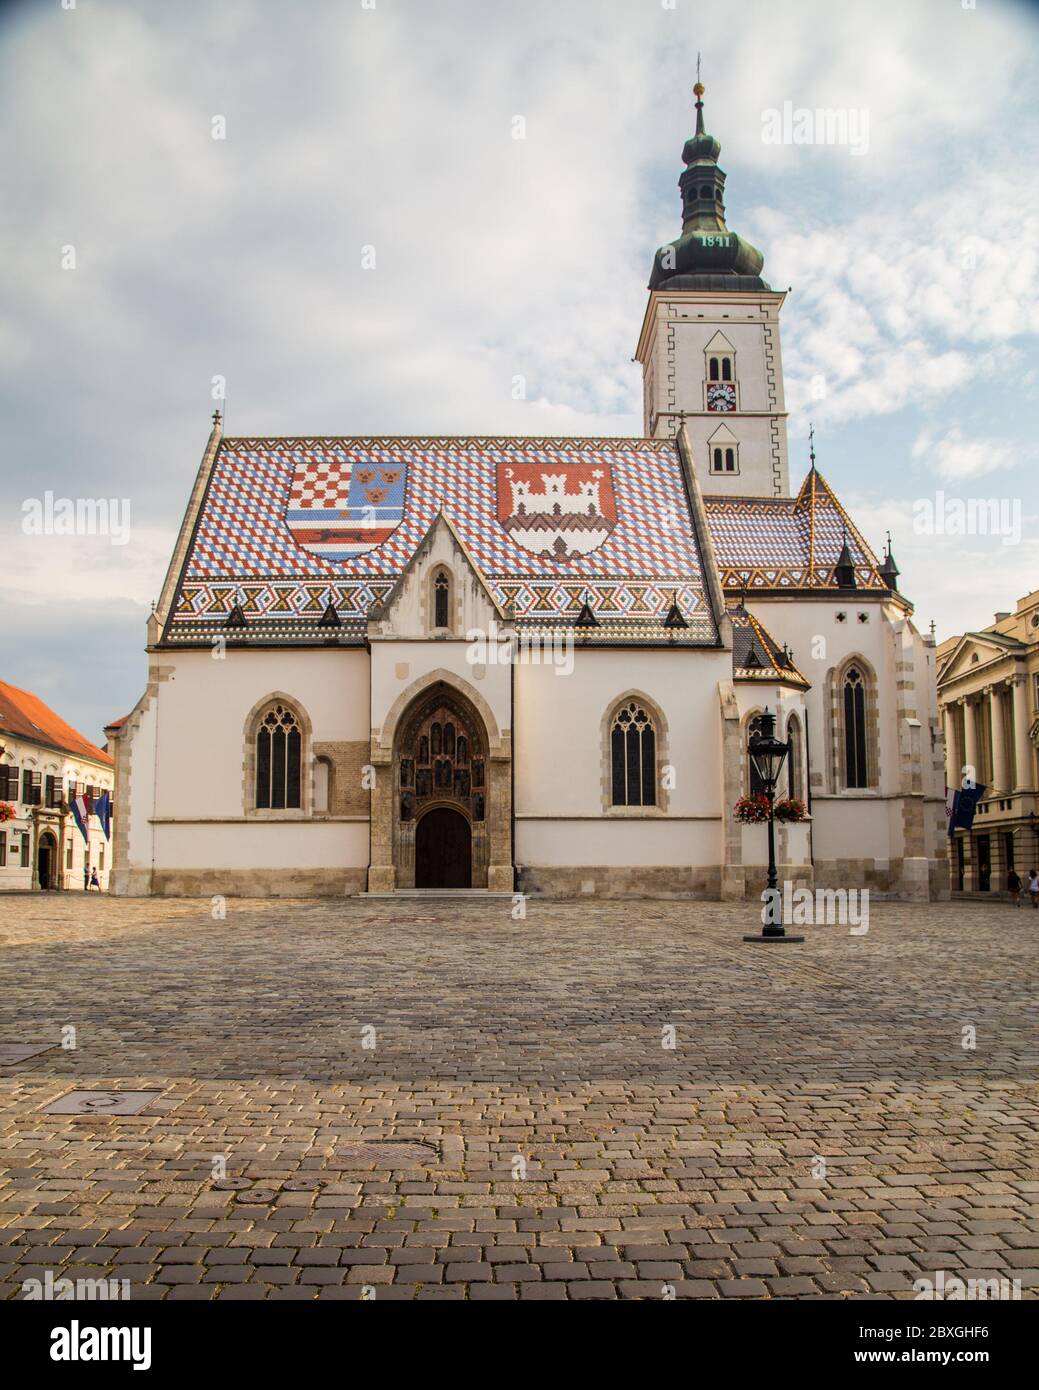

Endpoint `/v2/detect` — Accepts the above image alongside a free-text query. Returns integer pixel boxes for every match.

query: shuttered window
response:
[46,775,61,808]
[22,770,42,805]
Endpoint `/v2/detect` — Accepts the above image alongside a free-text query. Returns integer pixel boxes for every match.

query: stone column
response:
[988,684,1009,793]
[941,705,956,789]
[1011,674,1033,793]
[961,696,978,788]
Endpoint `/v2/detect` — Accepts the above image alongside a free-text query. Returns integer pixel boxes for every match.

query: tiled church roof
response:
[728,607,810,688]
[165,436,720,646]
[704,467,885,593]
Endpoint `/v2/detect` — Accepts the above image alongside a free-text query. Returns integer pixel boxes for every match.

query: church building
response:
[109,88,949,901]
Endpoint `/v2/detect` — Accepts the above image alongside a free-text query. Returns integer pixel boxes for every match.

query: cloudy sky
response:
[2,0,1038,742]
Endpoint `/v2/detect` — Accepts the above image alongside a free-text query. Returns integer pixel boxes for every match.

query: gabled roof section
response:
[936,630,1027,684]
[368,511,505,629]
[728,606,809,688]
[162,435,719,647]
[704,467,887,594]
[0,679,114,766]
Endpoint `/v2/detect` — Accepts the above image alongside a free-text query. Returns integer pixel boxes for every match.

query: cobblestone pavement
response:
[1,894,1037,1300]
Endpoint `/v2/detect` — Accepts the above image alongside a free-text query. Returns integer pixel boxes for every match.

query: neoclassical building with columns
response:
[109,90,948,901]
[937,590,1039,893]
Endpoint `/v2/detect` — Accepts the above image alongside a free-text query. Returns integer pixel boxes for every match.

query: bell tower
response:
[635,80,791,497]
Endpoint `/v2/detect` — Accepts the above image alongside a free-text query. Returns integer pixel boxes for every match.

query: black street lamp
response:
[743,707,804,943]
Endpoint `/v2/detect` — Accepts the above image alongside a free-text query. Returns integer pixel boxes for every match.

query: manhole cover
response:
[212,1177,253,1191]
[282,1176,325,1191]
[0,1043,56,1066]
[236,1186,279,1204]
[338,1141,439,1166]
[41,1090,161,1115]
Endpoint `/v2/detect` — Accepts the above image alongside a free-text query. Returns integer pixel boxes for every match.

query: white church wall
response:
[152,648,369,821]
[121,695,156,885]
[514,646,730,896]
[744,596,946,896]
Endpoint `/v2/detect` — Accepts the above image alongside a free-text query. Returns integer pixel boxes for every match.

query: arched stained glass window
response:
[610,701,657,807]
[434,570,450,628]
[256,704,302,809]
[843,667,868,788]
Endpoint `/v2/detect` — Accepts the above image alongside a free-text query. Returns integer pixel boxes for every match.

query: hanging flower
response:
[734,793,770,824]
[0,802,15,824]
[773,797,808,823]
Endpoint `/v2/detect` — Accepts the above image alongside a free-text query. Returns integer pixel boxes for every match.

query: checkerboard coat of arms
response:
[285,453,407,559]
[497,461,617,558]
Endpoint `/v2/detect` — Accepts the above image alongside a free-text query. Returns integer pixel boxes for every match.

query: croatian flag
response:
[72,791,93,843]
[94,790,112,840]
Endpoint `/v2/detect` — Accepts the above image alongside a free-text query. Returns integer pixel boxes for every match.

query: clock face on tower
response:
[707,382,737,412]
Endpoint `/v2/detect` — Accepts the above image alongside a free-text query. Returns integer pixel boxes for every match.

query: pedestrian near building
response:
[1007,867,1022,906]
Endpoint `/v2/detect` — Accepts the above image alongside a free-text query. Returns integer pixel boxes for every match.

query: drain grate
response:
[236,1186,279,1204]
[0,1043,56,1066]
[338,1140,439,1166]
[41,1090,161,1115]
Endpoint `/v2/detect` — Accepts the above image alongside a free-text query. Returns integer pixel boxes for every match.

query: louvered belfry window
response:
[610,701,656,807]
[256,704,302,809]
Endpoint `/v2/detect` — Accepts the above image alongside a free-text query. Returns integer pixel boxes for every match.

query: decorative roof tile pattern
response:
[705,469,885,593]
[166,437,719,645]
[0,680,113,766]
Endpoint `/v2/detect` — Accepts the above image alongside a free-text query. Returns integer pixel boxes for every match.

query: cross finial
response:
[808,422,816,469]
[693,52,704,101]
[212,408,222,426]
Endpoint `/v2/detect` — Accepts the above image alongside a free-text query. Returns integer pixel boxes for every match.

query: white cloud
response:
[911,428,1018,483]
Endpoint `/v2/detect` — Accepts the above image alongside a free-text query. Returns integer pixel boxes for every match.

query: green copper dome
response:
[650,85,769,293]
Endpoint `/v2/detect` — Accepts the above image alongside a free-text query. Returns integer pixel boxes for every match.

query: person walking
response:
[89,867,100,891]
[1028,869,1039,909]
[1007,867,1022,906]
[82,860,90,891]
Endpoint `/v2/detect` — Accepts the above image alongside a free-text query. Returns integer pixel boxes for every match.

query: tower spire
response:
[648,69,768,293]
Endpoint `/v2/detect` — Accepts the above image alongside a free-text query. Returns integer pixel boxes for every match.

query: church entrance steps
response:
[358,888,514,901]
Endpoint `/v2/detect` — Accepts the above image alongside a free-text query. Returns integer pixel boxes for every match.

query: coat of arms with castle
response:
[496,461,617,559]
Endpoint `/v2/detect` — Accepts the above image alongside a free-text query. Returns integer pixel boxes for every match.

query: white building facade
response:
[0,681,115,892]
[110,91,948,902]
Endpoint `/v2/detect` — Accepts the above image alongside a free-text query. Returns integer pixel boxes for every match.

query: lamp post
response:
[743,708,803,943]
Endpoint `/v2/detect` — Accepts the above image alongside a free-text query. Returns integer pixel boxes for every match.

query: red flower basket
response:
[0,802,15,824]
[734,793,770,824]
[773,797,808,823]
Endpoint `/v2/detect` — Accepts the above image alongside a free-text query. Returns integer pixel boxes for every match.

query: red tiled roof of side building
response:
[0,680,114,767]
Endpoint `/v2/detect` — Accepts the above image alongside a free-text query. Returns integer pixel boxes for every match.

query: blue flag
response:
[951,784,986,833]
[94,790,112,840]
